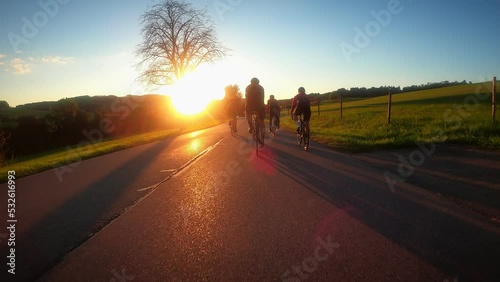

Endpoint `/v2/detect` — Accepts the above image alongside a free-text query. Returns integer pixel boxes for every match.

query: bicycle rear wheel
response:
[231,117,237,135]
[257,125,264,148]
[253,117,259,155]
[270,116,276,135]
[297,119,304,147]
[296,125,301,146]
[303,126,310,151]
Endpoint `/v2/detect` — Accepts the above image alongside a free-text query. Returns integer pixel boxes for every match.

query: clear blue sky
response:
[1,0,499,106]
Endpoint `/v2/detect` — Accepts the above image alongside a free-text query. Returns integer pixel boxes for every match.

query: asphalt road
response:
[1,118,499,281]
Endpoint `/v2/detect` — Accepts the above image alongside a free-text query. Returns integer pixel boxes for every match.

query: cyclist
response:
[226,95,240,132]
[291,87,311,135]
[245,77,266,138]
[266,94,280,132]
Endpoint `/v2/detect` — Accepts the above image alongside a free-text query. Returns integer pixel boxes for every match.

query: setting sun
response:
[166,64,231,115]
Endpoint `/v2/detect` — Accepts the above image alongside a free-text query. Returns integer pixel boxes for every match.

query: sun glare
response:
[167,65,229,115]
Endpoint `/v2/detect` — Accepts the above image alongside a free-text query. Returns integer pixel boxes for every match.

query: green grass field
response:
[0,118,223,182]
[282,82,500,152]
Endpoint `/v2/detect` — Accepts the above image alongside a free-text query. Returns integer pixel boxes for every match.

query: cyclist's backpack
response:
[294,95,310,114]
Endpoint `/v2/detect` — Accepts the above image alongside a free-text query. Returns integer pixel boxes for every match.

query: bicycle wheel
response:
[231,117,237,135]
[257,124,264,148]
[254,117,259,155]
[270,116,276,135]
[303,126,309,151]
[259,126,264,147]
[295,121,300,145]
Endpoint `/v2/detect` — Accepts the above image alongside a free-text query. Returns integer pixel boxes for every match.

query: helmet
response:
[251,77,259,84]
[298,87,305,94]
[270,95,275,99]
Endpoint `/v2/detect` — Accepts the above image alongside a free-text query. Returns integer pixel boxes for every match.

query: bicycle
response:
[270,113,279,136]
[229,116,237,135]
[296,114,310,151]
[252,111,264,155]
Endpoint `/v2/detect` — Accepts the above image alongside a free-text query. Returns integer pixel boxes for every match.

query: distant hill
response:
[14,95,121,113]
[14,101,57,112]
[0,94,175,119]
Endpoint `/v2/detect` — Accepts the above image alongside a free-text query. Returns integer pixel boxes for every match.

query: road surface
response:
[0,118,499,281]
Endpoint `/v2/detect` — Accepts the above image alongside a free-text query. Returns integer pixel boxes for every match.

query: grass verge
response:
[0,119,223,183]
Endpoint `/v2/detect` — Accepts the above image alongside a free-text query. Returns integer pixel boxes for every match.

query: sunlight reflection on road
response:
[188,140,201,154]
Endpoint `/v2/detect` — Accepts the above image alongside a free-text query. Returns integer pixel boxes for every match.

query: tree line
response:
[324,80,470,100]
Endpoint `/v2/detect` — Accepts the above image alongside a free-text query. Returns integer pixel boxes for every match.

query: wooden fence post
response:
[493,77,497,122]
[317,100,320,116]
[387,92,392,124]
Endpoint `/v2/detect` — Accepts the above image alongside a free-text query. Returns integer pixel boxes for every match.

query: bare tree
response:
[136,0,229,88]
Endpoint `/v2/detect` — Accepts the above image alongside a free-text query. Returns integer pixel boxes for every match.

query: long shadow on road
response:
[0,139,173,282]
[261,132,500,281]
[353,146,500,220]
